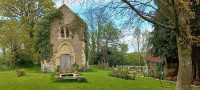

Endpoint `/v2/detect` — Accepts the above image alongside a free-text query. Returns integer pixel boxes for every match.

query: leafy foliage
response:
[125,52,145,66]
[36,8,62,61]
[149,11,178,58]
[108,66,136,80]
[83,23,89,62]
[93,47,125,67]
[0,19,34,67]
[107,51,125,67]
[133,28,141,52]
[0,0,55,67]
[155,62,164,73]
[120,44,128,53]
[18,53,34,66]
[100,23,121,46]
[16,68,26,77]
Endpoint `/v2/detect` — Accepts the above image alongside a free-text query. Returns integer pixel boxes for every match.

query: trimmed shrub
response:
[154,72,161,79]
[79,66,85,72]
[18,53,34,66]
[55,66,61,72]
[79,66,93,72]
[108,66,135,80]
[16,68,26,77]
[166,69,175,77]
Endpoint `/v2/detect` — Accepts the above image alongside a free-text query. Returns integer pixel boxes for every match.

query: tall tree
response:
[100,23,121,47]
[63,1,200,89]
[0,20,5,57]
[133,28,143,67]
[120,1,194,89]
[190,3,200,80]
[0,0,55,36]
[0,0,55,65]
[95,0,199,89]
[149,11,178,58]
[140,30,151,57]
[100,23,122,62]
[82,7,110,64]
[0,19,30,66]
[120,44,128,53]
[133,28,141,53]
[125,52,145,66]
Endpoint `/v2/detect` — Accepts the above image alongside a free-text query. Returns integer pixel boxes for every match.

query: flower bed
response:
[108,67,137,80]
[192,78,200,86]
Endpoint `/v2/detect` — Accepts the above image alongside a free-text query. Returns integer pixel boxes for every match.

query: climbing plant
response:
[36,8,62,62]
[36,7,89,62]
[70,13,89,61]
[155,62,164,73]
[146,61,150,70]
[84,27,89,62]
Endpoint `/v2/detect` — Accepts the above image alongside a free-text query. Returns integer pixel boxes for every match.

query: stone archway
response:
[56,42,75,70]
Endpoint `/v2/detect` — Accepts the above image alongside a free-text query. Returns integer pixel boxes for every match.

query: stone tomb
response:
[55,73,85,81]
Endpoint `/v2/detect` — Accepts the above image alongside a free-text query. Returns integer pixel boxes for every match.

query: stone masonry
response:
[41,4,86,72]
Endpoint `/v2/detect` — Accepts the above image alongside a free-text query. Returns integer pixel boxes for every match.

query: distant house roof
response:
[146,54,165,63]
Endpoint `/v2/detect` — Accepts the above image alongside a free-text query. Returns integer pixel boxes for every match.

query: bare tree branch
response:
[122,0,174,29]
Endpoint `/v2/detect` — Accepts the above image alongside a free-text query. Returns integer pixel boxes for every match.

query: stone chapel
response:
[41,4,87,72]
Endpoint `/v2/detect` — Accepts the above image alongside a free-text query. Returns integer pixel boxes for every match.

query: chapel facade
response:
[41,4,87,72]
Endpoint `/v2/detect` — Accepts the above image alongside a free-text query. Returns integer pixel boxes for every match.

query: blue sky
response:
[53,0,154,53]
[0,0,154,54]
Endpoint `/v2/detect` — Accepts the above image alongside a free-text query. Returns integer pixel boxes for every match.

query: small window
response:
[66,28,69,38]
[61,28,64,38]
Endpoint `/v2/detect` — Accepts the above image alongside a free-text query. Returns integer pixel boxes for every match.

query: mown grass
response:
[0,66,199,90]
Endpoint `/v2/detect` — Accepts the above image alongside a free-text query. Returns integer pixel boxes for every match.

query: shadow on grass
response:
[53,78,88,83]
[90,65,114,72]
[51,73,88,83]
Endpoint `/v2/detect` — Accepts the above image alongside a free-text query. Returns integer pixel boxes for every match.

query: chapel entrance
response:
[60,54,71,71]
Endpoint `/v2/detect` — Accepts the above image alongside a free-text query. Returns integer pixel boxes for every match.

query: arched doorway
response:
[56,42,74,71]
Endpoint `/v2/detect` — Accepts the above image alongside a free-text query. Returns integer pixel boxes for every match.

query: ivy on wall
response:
[68,13,89,62]
[84,26,89,62]
[36,8,63,62]
[155,62,164,72]
[36,7,89,62]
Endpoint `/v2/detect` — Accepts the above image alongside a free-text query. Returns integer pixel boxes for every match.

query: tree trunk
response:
[137,39,141,67]
[91,31,96,64]
[145,60,148,73]
[176,37,192,90]
[97,23,101,53]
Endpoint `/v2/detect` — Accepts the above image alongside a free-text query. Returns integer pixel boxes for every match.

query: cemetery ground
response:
[0,66,199,90]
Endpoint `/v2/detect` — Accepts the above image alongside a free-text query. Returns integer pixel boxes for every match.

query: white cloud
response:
[120,29,136,53]
[120,35,136,53]
[54,0,154,53]
[120,26,154,53]
[145,26,154,32]
[54,0,120,8]
[54,0,97,8]
[54,0,81,8]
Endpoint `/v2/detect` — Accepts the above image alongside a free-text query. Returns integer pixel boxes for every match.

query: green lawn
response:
[0,66,199,90]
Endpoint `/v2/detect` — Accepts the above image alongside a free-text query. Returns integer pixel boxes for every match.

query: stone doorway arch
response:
[56,42,75,71]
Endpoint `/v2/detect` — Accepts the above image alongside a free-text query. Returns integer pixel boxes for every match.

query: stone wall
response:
[42,5,86,72]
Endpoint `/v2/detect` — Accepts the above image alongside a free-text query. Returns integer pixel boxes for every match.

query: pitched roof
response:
[60,4,74,13]
[146,54,165,63]
[60,4,87,29]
